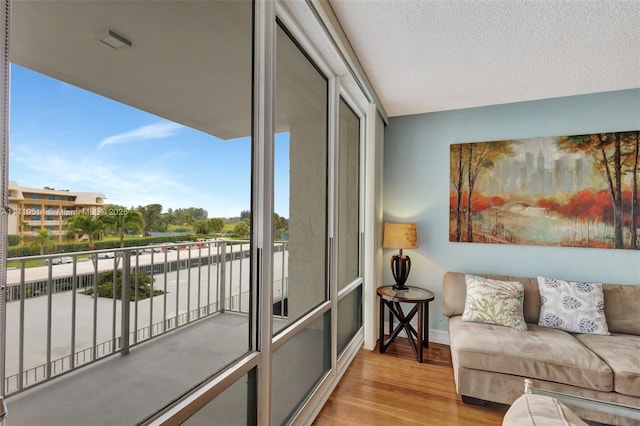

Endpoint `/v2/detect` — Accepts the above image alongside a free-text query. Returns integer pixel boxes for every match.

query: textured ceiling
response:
[329,0,640,117]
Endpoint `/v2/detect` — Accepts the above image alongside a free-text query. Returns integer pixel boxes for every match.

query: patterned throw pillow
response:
[537,276,609,335]
[462,274,527,331]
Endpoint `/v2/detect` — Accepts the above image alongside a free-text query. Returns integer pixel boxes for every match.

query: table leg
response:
[424,302,429,348]
[388,304,394,338]
[417,303,424,363]
[378,295,384,353]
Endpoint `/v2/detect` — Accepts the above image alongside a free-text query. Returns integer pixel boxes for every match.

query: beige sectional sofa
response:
[442,271,640,409]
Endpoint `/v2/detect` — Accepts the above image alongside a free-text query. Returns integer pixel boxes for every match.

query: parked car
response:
[97,252,115,259]
[49,256,73,265]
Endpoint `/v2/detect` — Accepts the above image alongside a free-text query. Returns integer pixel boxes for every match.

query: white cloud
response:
[11,146,248,217]
[99,122,183,148]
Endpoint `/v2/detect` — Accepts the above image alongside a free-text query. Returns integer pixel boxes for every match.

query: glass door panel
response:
[337,285,362,356]
[337,98,361,289]
[273,22,328,332]
[183,369,256,426]
[6,1,254,423]
[271,312,331,425]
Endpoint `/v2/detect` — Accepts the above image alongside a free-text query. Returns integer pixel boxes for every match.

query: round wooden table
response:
[377,285,435,363]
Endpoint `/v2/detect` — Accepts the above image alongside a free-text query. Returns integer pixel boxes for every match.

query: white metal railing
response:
[3,239,289,395]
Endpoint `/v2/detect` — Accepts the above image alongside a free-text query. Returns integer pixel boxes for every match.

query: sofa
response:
[442,271,640,411]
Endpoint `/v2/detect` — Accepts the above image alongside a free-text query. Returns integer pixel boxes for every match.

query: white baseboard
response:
[428,328,450,345]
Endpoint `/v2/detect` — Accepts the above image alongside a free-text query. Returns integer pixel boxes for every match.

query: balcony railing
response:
[3,239,289,395]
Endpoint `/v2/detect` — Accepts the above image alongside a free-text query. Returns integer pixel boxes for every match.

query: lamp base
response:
[392,283,409,291]
[390,254,411,290]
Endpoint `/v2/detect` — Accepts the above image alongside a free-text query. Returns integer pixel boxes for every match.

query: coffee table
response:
[524,379,640,426]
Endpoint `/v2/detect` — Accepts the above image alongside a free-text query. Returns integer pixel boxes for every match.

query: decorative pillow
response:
[462,274,527,331]
[537,276,609,335]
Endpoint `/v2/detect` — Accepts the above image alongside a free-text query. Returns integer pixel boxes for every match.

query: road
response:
[6,242,254,284]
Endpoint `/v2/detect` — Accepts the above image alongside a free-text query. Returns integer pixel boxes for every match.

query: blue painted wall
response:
[384,89,640,332]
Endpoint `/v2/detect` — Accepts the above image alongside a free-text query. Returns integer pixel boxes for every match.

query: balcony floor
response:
[6,312,252,426]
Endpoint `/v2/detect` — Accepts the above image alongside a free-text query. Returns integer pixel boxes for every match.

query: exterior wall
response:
[287,122,328,323]
[384,88,640,332]
[8,182,105,242]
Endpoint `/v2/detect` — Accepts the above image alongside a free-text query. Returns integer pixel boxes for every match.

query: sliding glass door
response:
[337,98,363,357]
[4,1,255,424]
[0,1,369,424]
[273,23,328,332]
[271,21,330,424]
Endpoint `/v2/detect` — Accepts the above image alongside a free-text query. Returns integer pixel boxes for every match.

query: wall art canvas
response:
[449,131,640,250]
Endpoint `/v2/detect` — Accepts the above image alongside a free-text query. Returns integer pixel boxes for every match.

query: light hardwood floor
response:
[313,339,508,426]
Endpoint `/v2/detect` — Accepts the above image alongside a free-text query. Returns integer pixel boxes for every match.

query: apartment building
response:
[8,180,106,242]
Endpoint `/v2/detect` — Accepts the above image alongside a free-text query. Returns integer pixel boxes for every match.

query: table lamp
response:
[383,223,418,290]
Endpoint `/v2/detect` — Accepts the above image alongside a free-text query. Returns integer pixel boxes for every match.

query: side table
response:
[377,285,435,363]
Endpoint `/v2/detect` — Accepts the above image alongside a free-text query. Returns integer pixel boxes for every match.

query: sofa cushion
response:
[575,333,640,398]
[538,276,609,335]
[602,284,640,335]
[503,394,587,426]
[462,274,527,330]
[449,317,613,392]
[443,272,541,323]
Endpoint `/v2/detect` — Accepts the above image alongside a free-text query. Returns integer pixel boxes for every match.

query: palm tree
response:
[101,207,145,248]
[29,228,55,256]
[101,207,145,268]
[65,214,106,269]
[18,218,29,243]
[65,214,105,250]
[65,214,104,249]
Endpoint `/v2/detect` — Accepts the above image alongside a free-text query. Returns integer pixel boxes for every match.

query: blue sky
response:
[10,64,290,218]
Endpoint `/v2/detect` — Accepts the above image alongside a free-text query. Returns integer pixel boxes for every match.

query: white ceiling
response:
[11,1,325,141]
[328,0,640,117]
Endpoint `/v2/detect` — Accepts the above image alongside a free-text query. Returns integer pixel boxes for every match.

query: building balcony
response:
[4,240,289,425]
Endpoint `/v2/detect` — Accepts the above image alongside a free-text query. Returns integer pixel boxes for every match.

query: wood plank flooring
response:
[313,339,508,426]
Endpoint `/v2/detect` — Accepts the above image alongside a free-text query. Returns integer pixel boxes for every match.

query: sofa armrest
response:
[442,272,467,317]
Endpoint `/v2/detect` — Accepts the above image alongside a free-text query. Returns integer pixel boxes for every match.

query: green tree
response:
[194,219,210,234]
[18,218,29,234]
[136,204,165,236]
[240,210,251,220]
[163,211,176,226]
[65,214,105,250]
[209,218,225,236]
[233,220,250,238]
[273,213,288,234]
[84,270,163,301]
[29,228,55,255]
[8,234,21,247]
[183,213,196,230]
[101,205,145,247]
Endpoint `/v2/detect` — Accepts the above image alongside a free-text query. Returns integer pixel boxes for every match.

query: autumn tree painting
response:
[449,131,640,250]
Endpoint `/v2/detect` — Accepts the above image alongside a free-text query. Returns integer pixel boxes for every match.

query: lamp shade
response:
[383,223,418,249]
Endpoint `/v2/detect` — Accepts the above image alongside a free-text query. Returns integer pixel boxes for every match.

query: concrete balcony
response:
[8,312,252,425]
[4,241,290,425]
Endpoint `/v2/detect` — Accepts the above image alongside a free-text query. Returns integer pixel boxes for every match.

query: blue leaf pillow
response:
[537,276,609,335]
